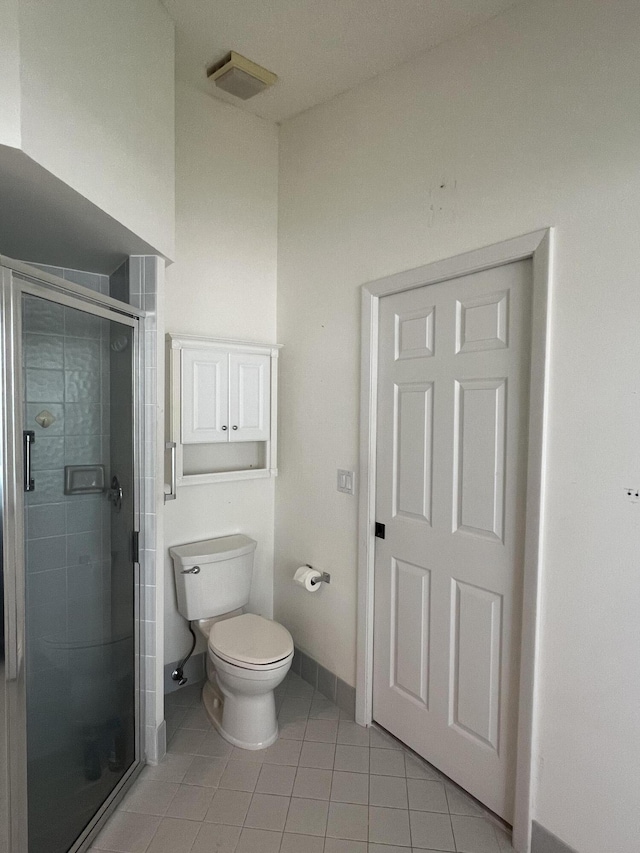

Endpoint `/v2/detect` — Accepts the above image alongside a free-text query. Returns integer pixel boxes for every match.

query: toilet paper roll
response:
[293,565,322,592]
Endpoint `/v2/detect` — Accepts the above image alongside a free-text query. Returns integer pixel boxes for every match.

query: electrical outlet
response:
[337,469,356,495]
[625,487,640,502]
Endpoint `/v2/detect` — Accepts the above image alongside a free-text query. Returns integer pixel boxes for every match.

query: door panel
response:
[455,290,509,353]
[454,378,506,540]
[373,260,532,822]
[396,305,435,360]
[394,383,433,523]
[391,558,431,707]
[451,579,502,748]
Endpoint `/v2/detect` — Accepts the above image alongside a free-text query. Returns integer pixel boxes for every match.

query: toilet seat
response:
[209,613,294,670]
[210,648,293,673]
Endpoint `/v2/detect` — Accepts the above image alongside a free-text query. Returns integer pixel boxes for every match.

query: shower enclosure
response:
[0,258,145,852]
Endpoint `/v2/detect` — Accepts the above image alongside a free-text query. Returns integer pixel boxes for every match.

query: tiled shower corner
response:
[26,259,166,765]
[23,266,114,765]
[127,256,166,764]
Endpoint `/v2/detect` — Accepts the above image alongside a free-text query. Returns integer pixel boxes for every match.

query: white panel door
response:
[229,352,270,442]
[181,348,229,443]
[373,260,532,822]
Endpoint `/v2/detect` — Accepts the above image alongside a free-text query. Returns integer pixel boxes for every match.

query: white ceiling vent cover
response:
[207,51,277,100]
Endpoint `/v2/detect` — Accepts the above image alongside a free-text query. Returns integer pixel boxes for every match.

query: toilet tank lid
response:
[169,534,257,567]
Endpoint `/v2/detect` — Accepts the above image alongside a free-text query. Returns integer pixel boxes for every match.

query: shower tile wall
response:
[125,256,164,764]
[23,267,112,761]
[23,258,165,769]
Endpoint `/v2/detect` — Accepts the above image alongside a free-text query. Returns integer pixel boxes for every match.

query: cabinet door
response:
[182,348,229,443]
[229,352,270,442]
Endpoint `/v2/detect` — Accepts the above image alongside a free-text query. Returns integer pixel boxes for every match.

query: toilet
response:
[170,534,293,750]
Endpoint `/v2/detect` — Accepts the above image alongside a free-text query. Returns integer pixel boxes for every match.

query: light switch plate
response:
[337,469,356,495]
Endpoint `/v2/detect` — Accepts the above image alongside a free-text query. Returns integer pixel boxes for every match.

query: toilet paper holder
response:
[306,564,331,586]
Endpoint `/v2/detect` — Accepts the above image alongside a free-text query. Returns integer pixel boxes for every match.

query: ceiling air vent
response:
[207,51,277,100]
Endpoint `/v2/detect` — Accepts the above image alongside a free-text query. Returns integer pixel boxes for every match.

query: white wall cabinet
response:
[167,335,280,488]
[181,348,271,444]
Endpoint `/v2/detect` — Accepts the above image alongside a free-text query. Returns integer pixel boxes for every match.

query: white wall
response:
[17,0,175,260]
[163,82,279,663]
[0,0,21,148]
[275,2,640,851]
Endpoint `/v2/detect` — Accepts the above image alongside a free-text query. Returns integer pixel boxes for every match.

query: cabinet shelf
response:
[167,334,281,489]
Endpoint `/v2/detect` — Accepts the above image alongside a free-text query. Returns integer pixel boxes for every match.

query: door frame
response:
[356,229,552,853]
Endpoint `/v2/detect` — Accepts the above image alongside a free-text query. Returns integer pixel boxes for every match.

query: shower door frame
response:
[0,258,148,853]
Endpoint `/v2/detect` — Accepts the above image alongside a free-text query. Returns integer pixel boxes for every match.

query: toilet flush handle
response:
[181,565,201,574]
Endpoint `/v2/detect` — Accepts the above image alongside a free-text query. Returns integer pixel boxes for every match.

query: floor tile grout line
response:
[447,806,458,853]
[280,783,294,838]
[149,679,513,852]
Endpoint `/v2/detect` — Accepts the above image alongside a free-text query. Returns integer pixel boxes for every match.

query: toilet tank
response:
[169,534,257,621]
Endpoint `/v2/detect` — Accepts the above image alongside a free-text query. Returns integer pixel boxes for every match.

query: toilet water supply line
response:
[172,621,197,686]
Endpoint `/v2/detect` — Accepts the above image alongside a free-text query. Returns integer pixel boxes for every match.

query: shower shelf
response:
[64,464,106,495]
[166,334,281,490]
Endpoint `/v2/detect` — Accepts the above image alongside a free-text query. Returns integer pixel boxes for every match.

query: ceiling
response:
[162,0,522,124]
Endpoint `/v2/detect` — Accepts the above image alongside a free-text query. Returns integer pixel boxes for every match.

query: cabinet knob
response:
[221,425,227,431]
[232,425,238,430]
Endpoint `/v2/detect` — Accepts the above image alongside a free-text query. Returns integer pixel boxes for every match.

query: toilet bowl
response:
[169,535,294,750]
[202,613,293,749]
[199,612,293,749]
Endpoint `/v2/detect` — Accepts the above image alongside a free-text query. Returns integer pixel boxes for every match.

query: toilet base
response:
[202,677,279,751]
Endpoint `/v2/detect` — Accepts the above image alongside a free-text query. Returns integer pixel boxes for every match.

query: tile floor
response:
[91,673,515,853]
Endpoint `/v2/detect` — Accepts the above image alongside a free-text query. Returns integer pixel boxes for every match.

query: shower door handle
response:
[108,475,123,511]
[23,430,35,492]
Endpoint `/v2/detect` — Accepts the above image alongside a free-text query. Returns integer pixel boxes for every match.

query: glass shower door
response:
[21,290,139,853]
